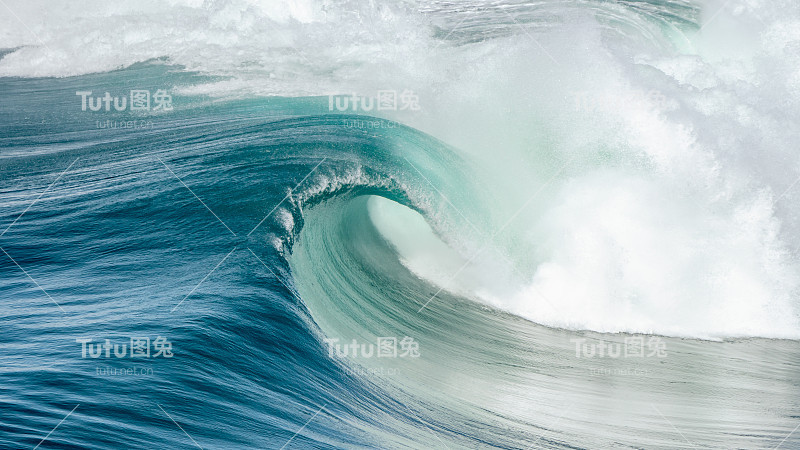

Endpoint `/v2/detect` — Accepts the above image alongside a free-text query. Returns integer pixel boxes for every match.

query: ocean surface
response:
[1,0,800,448]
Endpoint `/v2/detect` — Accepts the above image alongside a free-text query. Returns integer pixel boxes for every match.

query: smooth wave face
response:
[2,0,800,449]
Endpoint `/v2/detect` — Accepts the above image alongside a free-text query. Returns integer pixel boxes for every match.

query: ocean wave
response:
[4,1,800,447]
